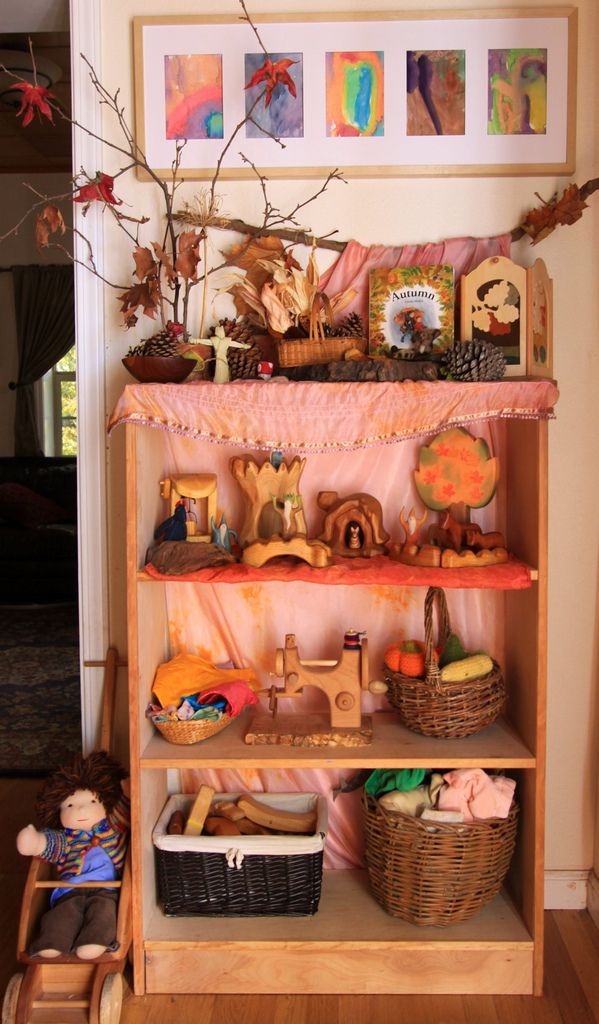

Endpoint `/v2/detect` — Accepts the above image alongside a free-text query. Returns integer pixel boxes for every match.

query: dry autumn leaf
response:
[132,245,156,281]
[35,204,65,249]
[175,230,201,280]
[117,280,160,327]
[521,184,588,245]
[152,242,177,286]
[222,234,286,270]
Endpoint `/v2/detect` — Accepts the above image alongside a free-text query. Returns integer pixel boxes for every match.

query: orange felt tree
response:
[414,427,499,526]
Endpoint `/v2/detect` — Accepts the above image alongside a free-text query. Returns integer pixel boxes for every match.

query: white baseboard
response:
[544,869,589,910]
[587,870,599,927]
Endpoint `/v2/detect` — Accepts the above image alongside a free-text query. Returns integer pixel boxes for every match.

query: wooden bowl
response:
[122,355,194,384]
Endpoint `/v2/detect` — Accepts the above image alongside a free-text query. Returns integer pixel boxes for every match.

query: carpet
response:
[0,603,81,775]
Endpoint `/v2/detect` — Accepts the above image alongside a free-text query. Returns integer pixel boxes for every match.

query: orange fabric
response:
[152,652,259,708]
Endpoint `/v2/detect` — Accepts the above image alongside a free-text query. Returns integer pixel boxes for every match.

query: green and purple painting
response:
[244,52,304,138]
[407,50,465,136]
[325,51,384,137]
[488,48,547,135]
[164,53,224,140]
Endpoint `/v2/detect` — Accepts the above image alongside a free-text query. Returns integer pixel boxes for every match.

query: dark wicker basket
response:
[154,794,326,917]
[384,586,506,738]
[363,791,518,926]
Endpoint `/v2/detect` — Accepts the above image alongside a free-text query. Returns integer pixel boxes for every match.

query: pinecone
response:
[126,328,179,357]
[330,311,365,339]
[209,318,261,379]
[442,340,506,382]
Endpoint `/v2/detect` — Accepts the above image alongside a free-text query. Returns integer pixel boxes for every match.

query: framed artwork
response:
[132,9,577,180]
[526,259,554,377]
[369,264,454,360]
[460,255,528,377]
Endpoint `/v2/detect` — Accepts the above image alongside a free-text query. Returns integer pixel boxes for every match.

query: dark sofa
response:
[0,457,78,604]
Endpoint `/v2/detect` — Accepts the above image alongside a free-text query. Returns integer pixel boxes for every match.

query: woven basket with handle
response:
[277,294,366,367]
[384,586,506,738]
[363,790,518,926]
[152,713,232,746]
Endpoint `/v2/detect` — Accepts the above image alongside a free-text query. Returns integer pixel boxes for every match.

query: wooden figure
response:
[395,427,508,568]
[460,255,527,377]
[245,632,373,747]
[159,474,217,542]
[230,455,332,568]
[316,491,389,557]
[526,258,554,378]
[390,505,441,566]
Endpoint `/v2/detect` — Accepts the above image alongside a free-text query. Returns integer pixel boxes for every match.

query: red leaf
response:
[244,56,298,108]
[73,173,122,206]
[14,82,55,126]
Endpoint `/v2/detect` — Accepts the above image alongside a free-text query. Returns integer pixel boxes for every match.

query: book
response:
[369,264,455,359]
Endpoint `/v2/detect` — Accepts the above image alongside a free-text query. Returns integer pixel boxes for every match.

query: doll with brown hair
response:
[16,750,130,960]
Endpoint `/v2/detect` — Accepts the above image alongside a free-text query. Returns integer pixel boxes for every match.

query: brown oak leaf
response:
[152,242,177,285]
[175,230,201,280]
[133,245,156,281]
[117,279,160,327]
[35,204,65,249]
[521,184,588,245]
[222,234,285,270]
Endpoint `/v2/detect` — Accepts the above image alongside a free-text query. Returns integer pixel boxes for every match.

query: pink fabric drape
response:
[319,234,512,326]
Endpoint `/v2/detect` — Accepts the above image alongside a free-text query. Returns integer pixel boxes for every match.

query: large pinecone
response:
[442,340,506,382]
[209,317,261,379]
[326,312,365,339]
[126,329,179,357]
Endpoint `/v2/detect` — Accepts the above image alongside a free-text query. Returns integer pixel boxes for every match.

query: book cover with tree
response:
[369,264,454,359]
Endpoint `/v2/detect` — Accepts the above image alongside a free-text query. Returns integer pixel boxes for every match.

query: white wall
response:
[96,0,599,875]
[0,174,71,455]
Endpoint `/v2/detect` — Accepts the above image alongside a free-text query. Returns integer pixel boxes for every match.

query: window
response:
[42,347,77,455]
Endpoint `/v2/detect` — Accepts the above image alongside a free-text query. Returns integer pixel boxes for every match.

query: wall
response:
[98,0,599,878]
[0,174,71,455]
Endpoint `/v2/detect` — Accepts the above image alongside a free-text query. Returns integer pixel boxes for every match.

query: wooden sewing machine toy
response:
[244,632,374,747]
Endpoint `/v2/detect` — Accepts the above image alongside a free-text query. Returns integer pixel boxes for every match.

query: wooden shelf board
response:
[137,558,538,588]
[144,871,532,946]
[140,711,535,769]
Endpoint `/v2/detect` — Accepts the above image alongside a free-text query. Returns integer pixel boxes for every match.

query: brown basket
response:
[384,587,506,738]
[277,334,366,367]
[152,713,232,745]
[363,790,518,926]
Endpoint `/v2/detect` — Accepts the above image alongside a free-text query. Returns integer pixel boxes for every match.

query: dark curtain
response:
[10,264,75,455]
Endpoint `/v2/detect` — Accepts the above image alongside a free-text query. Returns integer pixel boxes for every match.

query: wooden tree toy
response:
[402,427,508,567]
[391,505,441,566]
[230,455,332,568]
[159,474,217,542]
[316,491,389,557]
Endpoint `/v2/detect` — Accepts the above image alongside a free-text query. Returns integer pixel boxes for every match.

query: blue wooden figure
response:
[155,500,187,542]
[211,514,238,553]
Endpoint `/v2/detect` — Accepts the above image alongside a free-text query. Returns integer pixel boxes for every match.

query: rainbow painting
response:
[244,52,304,139]
[488,48,547,135]
[164,54,224,140]
[325,51,384,137]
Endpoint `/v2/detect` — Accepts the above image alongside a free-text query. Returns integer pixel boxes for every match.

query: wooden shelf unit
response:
[125,387,548,998]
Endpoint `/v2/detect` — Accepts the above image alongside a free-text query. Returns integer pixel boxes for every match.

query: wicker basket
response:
[153,793,327,916]
[384,586,506,738]
[277,334,366,367]
[363,790,518,926]
[152,713,232,745]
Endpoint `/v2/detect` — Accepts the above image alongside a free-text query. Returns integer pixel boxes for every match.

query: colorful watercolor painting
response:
[325,51,384,137]
[488,48,547,135]
[407,50,465,136]
[164,54,224,140]
[244,52,304,139]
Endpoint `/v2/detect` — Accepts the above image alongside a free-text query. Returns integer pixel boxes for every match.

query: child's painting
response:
[244,52,304,139]
[488,48,547,135]
[164,54,224,140]
[407,50,465,136]
[325,51,384,137]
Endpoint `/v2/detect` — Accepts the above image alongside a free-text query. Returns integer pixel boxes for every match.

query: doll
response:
[16,750,130,960]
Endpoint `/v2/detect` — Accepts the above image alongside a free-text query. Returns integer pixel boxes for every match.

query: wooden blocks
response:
[183,785,215,836]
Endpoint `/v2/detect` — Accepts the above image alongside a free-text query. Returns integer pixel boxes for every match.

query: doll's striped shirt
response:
[41,795,130,903]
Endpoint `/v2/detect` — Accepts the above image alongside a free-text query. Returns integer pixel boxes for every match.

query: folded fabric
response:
[364,767,426,798]
[151,652,259,708]
[438,769,515,822]
[197,681,259,717]
[378,773,445,816]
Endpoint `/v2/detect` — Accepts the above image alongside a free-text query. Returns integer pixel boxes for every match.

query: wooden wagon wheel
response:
[1,974,23,1024]
[98,971,123,1024]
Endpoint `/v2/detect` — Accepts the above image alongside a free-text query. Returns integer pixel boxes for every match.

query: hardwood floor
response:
[2,778,598,1024]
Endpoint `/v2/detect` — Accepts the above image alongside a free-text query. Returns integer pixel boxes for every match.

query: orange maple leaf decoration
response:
[521,184,588,245]
[245,57,298,108]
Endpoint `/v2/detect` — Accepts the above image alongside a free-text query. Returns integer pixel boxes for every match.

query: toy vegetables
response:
[16,750,129,959]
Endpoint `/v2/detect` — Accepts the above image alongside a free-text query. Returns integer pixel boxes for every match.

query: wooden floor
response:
[2,778,599,1024]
